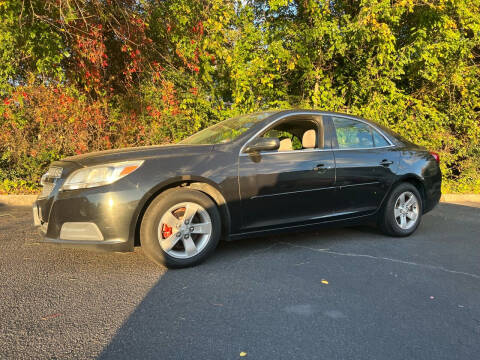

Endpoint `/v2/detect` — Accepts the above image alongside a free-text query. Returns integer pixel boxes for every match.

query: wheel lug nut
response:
[189,227,194,232]
[184,234,189,239]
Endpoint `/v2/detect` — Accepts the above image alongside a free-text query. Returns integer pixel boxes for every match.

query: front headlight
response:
[62,160,144,190]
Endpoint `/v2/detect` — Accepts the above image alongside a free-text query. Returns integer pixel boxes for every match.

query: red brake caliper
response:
[162,223,173,239]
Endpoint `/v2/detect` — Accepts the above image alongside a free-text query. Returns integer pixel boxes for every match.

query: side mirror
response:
[244,137,280,153]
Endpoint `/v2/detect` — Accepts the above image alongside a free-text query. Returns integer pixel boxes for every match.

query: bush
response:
[1,0,479,194]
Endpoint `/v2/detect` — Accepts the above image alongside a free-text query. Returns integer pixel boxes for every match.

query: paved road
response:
[1,201,479,360]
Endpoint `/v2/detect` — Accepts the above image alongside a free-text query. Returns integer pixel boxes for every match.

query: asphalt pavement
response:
[1,201,479,359]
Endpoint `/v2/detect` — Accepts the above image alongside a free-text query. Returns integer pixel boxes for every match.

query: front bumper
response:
[33,185,143,252]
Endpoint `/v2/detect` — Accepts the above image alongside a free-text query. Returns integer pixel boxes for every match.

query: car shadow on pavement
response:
[97,202,480,360]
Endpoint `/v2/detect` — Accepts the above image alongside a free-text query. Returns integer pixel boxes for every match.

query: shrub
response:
[1,0,479,194]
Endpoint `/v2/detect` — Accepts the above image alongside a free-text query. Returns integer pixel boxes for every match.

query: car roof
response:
[271,109,365,120]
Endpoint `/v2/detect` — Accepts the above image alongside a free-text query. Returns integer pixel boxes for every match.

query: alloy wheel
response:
[157,202,212,259]
[394,191,419,230]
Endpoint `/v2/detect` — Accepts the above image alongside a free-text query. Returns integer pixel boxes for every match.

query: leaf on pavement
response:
[41,313,61,320]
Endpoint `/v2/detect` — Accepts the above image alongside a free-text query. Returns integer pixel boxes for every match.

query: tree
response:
[1,0,479,193]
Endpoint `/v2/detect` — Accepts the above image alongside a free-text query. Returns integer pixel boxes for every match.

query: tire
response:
[140,188,221,268]
[378,182,423,237]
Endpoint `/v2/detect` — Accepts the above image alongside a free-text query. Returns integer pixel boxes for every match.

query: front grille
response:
[39,166,63,199]
[40,182,55,198]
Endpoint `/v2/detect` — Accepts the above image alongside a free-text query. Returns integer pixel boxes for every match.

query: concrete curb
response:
[440,194,480,202]
[1,193,479,207]
[0,195,38,207]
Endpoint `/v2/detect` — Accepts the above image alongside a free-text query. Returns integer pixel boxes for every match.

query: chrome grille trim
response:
[39,183,55,198]
[39,166,63,198]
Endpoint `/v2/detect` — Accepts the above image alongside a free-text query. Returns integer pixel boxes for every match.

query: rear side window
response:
[372,129,390,147]
[332,117,390,149]
[333,118,373,149]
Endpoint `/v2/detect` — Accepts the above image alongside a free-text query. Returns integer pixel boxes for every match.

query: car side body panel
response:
[238,150,337,231]
[331,148,402,218]
[395,148,442,213]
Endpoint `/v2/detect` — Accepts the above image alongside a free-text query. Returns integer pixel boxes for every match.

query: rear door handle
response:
[313,164,331,172]
[380,159,394,167]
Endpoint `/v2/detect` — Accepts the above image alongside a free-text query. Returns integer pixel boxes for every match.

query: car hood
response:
[61,144,214,167]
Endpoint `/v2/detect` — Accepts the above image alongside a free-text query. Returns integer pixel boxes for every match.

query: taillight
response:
[430,151,440,163]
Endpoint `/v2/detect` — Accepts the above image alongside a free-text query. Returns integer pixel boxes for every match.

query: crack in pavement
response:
[231,242,281,266]
[279,241,480,281]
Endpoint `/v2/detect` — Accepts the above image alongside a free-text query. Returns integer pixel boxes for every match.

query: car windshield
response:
[179,111,276,145]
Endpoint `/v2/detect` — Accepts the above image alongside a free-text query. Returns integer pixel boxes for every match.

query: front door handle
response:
[380,159,394,167]
[313,164,330,172]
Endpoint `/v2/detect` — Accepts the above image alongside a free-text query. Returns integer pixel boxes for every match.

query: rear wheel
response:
[378,182,422,237]
[140,188,221,268]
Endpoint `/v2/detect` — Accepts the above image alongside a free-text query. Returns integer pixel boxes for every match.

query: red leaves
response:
[0,84,116,162]
[149,108,162,118]
[192,22,204,35]
[72,22,109,91]
[41,313,62,321]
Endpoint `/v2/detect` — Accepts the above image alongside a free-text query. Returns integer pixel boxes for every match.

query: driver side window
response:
[261,119,321,152]
[262,128,303,151]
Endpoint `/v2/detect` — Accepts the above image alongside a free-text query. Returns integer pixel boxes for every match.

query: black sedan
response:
[33,110,442,268]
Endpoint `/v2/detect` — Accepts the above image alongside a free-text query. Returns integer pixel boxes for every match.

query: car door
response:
[238,114,336,232]
[326,115,400,217]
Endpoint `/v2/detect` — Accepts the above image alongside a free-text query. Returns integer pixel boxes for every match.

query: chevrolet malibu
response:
[33,110,442,268]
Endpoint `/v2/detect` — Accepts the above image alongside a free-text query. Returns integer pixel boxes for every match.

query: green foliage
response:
[1,0,480,193]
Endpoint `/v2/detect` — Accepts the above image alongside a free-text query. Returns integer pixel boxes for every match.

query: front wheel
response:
[140,188,221,268]
[378,183,423,237]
